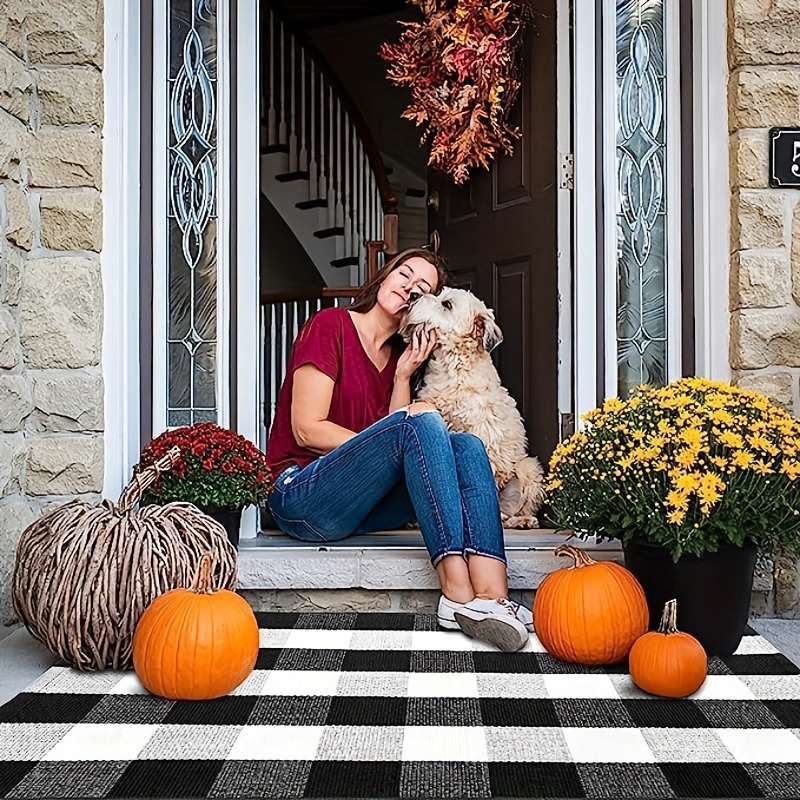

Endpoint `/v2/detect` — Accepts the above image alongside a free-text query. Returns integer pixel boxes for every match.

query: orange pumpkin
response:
[533,544,649,664]
[629,598,707,698]
[132,553,259,700]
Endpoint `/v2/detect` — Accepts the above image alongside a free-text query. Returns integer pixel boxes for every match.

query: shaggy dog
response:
[400,286,546,529]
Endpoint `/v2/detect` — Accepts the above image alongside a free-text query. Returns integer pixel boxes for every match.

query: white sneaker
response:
[454,598,529,652]
[437,595,469,630]
[498,597,535,633]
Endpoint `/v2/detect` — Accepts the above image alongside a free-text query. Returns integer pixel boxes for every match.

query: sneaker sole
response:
[436,615,460,631]
[453,612,528,652]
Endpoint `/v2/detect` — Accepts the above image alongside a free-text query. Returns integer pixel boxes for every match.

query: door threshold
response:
[246,528,585,550]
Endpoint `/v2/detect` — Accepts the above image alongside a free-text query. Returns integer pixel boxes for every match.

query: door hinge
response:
[558,153,574,191]
[560,412,575,439]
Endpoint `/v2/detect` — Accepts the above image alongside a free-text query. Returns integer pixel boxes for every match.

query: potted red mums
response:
[137,423,272,548]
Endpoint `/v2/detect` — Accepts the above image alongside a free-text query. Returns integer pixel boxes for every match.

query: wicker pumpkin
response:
[12,448,237,671]
[533,544,649,665]
[629,598,707,698]
[132,553,259,700]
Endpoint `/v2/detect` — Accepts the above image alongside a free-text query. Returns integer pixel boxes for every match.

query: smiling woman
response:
[264,247,535,652]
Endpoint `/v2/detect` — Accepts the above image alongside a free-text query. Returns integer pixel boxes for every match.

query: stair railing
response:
[262,6,399,281]
[260,287,361,445]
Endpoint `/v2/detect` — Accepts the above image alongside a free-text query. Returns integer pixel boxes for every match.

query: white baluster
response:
[335,99,344,229]
[278,22,287,145]
[292,301,300,342]
[269,305,277,426]
[267,10,276,146]
[288,37,298,172]
[327,87,336,228]
[343,123,352,256]
[308,64,318,200]
[280,303,288,387]
[356,142,365,277]
[299,53,308,173]
[317,71,327,202]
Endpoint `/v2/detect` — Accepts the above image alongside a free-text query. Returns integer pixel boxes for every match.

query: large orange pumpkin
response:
[629,598,707,698]
[533,544,649,664]
[132,554,259,700]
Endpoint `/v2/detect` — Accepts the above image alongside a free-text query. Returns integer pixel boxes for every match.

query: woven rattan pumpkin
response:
[533,543,649,665]
[12,447,237,671]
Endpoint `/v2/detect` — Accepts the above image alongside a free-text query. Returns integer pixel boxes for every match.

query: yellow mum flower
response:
[731,450,754,469]
[720,430,744,449]
[752,460,774,475]
[680,428,704,447]
[603,397,625,413]
[676,448,699,467]
[667,509,687,525]
[748,434,779,457]
[675,472,700,493]
[781,460,800,480]
[667,489,690,510]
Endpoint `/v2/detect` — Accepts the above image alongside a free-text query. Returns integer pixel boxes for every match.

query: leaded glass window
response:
[614,0,668,399]
[167,0,218,426]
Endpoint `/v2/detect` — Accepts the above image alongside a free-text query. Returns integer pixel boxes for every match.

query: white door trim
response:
[572,1,600,422]
[235,0,261,538]
[556,0,573,433]
[102,0,142,498]
[692,0,731,382]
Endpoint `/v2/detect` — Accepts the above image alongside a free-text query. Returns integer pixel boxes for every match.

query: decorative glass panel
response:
[167,0,218,426]
[615,0,667,399]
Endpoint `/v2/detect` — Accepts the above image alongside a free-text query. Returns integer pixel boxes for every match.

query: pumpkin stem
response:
[117,446,182,512]
[555,543,597,569]
[190,553,216,595]
[657,598,679,635]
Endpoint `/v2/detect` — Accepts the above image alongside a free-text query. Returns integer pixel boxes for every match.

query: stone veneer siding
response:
[729,0,800,617]
[0,1,105,624]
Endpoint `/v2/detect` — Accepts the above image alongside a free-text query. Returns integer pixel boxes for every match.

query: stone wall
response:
[0,1,105,624]
[729,0,800,617]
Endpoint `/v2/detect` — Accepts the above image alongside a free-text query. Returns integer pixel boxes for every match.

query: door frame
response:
[102,0,731,498]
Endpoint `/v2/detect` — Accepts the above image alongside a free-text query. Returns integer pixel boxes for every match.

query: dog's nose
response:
[408,291,422,305]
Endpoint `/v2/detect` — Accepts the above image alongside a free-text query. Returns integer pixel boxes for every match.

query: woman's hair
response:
[348,247,450,313]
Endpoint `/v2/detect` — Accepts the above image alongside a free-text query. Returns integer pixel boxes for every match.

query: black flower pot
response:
[623,540,757,656]
[198,506,242,550]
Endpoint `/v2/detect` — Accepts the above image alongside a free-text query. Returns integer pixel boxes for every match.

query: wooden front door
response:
[427,0,558,465]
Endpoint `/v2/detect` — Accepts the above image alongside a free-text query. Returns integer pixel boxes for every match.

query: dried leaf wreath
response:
[381,0,532,184]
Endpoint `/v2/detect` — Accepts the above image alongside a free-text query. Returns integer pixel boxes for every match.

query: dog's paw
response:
[503,515,540,530]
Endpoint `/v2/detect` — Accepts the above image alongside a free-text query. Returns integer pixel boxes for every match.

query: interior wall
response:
[307,10,429,184]
[260,195,325,293]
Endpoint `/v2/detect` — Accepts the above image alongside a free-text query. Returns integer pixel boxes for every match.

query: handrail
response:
[260,287,361,305]
[262,4,398,217]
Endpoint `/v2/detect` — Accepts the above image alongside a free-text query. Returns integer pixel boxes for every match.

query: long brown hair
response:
[348,247,450,313]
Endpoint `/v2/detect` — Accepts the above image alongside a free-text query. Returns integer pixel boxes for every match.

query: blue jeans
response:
[268,408,506,566]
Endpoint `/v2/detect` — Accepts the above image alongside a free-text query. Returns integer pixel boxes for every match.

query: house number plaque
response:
[769,127,800,188]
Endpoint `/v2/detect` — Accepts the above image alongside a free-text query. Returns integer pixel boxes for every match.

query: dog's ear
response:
[472,312,503,352]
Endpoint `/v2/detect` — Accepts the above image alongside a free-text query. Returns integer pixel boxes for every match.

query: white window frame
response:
[571,0,729,424]
[102,0,142,498]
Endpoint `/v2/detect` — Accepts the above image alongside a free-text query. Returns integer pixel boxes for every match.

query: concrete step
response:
[237,530,623,591]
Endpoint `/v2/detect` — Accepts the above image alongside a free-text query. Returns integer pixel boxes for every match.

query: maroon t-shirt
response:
[266,307,401,481]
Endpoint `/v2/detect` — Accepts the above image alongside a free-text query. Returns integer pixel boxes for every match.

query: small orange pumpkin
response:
[533,544,649,664]
[629,598,707,698]
[132,553,259,700]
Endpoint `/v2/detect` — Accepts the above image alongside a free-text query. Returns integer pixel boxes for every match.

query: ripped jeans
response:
[267,408,506,566]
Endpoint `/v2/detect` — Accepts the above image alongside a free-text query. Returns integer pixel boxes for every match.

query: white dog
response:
[400,286,546,529]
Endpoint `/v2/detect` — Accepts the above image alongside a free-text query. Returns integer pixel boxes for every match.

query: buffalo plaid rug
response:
[1,612,800,800]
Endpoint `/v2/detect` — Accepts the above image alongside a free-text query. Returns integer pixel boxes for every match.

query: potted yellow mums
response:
[546,377,800,655]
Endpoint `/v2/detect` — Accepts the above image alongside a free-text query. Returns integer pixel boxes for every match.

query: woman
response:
[266,248,532,651]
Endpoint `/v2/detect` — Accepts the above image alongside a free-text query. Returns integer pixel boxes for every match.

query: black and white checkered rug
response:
[2,613,800,799]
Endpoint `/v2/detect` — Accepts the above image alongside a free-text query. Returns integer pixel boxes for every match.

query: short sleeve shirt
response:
[265,307,401,480]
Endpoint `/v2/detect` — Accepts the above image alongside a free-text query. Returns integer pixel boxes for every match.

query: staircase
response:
[260,6,399,286]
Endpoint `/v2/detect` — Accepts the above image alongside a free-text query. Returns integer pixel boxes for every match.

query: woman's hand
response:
[396,329,438,381]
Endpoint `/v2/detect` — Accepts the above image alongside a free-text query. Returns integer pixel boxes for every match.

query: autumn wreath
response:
[381,0,532,184]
